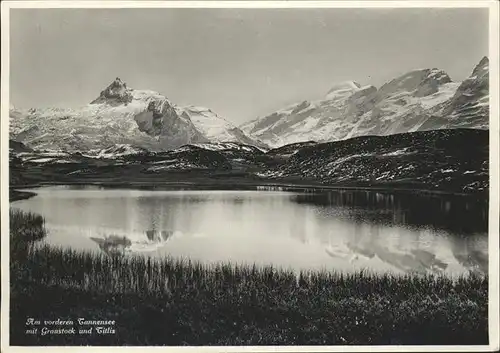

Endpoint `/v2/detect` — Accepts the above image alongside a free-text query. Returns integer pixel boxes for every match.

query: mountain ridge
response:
[10,78,264,152]
[241,57,489,148]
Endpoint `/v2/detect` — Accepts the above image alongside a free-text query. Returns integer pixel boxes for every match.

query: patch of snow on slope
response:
[191,142,255,152]
[147,163,199,172]
[27,158,57,163]
[380,148,414,157]
[418,82,461,109]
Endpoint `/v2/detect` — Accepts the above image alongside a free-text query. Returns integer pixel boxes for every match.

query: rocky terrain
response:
[9,128,488,195]
[258,129,488,194]
[241,57,489,147]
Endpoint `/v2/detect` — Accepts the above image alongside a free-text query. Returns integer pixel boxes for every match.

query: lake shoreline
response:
[9,177,489,202]
[9,189,38,202]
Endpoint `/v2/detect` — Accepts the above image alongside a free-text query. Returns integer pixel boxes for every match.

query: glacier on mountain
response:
[174,105,268,149]
[241,58,489,147]
[9,78,263,152]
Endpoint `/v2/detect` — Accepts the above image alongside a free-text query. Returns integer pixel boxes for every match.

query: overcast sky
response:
[10,8,488,125]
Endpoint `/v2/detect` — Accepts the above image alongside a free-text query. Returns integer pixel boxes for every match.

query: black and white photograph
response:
[1,1,499,351]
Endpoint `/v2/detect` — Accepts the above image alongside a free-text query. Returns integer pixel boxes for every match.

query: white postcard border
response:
[1,1,498,352]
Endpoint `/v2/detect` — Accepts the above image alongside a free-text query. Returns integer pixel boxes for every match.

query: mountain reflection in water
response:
[90,230,174,256]
[90,235,132,256]
[11,186,488,275]
[146,230,174,242]
[290,190,488,235]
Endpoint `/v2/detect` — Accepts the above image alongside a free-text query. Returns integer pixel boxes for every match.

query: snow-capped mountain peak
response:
[10,78,263,152]
[376,68,452,101]
[90,77,134,105]
[241,58,488,148]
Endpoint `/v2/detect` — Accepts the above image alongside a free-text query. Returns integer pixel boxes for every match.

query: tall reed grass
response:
[10,208,46,241]
[19,244,487,301]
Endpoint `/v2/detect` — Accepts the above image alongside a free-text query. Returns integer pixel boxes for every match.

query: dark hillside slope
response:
[259,129,488,194]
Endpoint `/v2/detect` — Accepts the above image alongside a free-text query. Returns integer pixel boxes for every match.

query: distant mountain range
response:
[10,57,489,153]
[9,78,267,152]
[241,57,489,147]
[8,58,490,195]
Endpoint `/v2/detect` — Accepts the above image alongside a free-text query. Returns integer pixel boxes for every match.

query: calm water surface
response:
[11,185,488,276]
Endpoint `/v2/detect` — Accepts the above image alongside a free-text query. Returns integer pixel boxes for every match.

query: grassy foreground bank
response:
[10,209,488,346]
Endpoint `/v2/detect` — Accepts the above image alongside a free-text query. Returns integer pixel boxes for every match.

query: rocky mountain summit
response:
[10,78,262,152]
[241,57,489,147]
